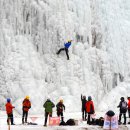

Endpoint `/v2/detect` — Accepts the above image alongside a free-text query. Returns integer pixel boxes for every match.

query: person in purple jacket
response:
[56,40,72,60]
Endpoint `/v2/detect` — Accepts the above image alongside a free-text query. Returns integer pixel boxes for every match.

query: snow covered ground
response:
[0,125,129,130]
[0,110,130,130]
[0,0,130,115]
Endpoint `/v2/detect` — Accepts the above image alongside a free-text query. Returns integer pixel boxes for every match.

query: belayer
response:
[22,96,31,124]
[117,97,127,125]
[43,98,55,126]
[56,99,65,122]
[86,96,95,125]
[5,98,15,125]
[56,40,72,60]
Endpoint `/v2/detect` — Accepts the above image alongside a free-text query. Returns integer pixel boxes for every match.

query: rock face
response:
[0,0,130,114]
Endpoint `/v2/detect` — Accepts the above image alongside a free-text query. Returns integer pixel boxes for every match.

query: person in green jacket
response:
[43,99,55,126]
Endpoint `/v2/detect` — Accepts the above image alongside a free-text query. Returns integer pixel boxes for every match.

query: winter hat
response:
[7,98,11,103]
[47,99,50,101]
[106,110,115,117]
[47,95,50,101]
[88,96,92,101]
[120,97,124,101]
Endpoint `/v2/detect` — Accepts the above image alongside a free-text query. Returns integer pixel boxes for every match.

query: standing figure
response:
[56,40,72,60]
[43,99,55,126]
[5,98,15,125]
[128,97,130,124]
[81,94,87,121]
[22,96,31,124]
[56,99,65,121]
[86,96,95,125]
[117,97,127,125]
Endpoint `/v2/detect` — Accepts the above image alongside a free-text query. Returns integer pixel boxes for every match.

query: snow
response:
[0,0,130,117]
[0,125,109,130]
[0,110,130,130]
[1,110,130,130]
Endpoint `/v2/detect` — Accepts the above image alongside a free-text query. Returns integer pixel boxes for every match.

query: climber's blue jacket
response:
[64,42,71,49]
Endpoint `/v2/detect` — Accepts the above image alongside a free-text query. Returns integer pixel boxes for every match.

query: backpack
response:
[66,119,75,126]
[121,101,127,110]
[95,117,104,126]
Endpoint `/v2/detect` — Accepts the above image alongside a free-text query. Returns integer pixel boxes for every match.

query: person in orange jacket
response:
[86,96,95,125]
[5,98,15,125]
[22,96,31,124]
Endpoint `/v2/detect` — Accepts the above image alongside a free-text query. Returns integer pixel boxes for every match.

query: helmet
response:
[68,40,72,42]
[88,96,92,101]
[7,98,11,103]
[60,99,63,103]
[25,96,30,100]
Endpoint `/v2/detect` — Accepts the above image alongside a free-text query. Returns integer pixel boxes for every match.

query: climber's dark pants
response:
[57,48,69,60]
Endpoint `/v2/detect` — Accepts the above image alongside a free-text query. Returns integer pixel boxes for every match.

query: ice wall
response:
[96,0,130,111]
[0,0,130,113]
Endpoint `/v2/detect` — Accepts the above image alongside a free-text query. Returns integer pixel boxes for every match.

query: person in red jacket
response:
[86,96,95,125]
[5,98,15,125]
[128,97,130,124]
[22,96,31,124]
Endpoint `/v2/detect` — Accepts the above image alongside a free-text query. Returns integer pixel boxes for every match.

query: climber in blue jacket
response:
[56,40,72,60]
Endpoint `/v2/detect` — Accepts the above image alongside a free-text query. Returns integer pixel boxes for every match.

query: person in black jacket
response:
[56,99,65,121]
[81,94,87,120]
[117,97,127,125]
